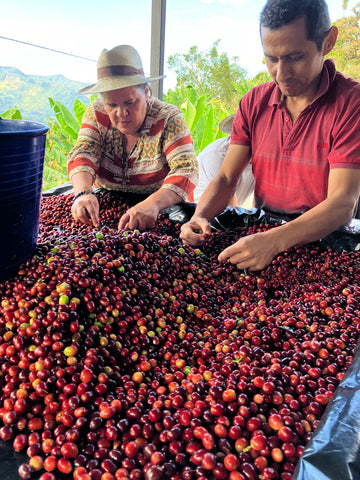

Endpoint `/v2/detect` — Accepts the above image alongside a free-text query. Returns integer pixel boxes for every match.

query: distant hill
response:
[0,66,90,123]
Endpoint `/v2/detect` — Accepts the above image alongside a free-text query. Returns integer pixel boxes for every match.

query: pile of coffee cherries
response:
[0,191,359,480]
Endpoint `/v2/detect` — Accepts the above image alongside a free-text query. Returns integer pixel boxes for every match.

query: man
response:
[180,0,360,271]
[193,114,254,207]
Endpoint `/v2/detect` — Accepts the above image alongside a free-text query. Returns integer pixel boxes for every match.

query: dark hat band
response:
[97,65,144,79]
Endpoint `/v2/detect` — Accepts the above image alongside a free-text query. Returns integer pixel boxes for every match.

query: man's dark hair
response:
[260,0,331,50]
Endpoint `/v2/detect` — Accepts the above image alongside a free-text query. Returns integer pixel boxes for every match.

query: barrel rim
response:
[0,118,49,136]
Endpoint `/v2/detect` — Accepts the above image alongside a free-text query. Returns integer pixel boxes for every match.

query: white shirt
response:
[194,136,255,205]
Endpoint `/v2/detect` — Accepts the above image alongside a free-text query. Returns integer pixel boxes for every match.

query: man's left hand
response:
[218,230,281,271]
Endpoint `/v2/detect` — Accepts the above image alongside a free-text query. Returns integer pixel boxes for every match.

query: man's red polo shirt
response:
[231,60,360,214]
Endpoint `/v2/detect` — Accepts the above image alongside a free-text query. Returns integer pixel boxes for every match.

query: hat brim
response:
[219,114,236,135]
[78,74,165,95]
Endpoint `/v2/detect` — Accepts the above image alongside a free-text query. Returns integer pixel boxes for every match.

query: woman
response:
[68,44,198,231]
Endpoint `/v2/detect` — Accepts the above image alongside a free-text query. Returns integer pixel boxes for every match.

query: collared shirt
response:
[67,97,198,201]
[231,60,360,214]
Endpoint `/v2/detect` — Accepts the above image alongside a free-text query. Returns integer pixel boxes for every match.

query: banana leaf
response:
[48,98,79,140]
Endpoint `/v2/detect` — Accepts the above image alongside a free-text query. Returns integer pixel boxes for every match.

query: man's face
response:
[261,16,326,100]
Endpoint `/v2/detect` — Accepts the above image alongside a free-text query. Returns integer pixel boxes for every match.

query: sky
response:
[0,0,357,93]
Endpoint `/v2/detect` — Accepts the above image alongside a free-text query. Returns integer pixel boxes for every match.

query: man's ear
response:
[323,25,338,56]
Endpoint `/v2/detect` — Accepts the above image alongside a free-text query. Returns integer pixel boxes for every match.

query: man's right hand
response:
[180,217,212,246]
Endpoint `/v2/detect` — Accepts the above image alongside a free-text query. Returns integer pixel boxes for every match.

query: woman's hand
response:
[118,199,160,231]
[180,217,212,247]
[218,230,280,271]
[71,193,100,228]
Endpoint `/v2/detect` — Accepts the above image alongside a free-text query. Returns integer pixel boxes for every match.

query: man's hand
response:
[218,230,281,271]
[71,194,100,228]
[118,199,159,231]
[180,217,212,246]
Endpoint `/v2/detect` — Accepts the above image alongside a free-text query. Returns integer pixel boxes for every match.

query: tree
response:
[165,41,271,155]
[331,3,360,80]
[167,40,249,111]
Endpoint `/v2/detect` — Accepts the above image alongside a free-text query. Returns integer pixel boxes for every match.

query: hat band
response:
[97,65,144,79]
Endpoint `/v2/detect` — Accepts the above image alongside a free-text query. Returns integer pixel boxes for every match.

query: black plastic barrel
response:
[0,118,49,281]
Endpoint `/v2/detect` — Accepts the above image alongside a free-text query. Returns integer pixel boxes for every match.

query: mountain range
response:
[0,66,89,124]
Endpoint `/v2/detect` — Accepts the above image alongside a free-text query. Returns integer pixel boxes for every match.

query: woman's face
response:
[103,85,150,136]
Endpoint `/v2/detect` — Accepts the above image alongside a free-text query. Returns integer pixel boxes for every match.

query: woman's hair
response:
[136,83,149,91]
[260,0,331,51]
[136,83,152,96]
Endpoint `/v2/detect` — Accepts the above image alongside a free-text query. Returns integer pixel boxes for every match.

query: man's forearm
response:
[194,176,237,220]
[272,196,355,253]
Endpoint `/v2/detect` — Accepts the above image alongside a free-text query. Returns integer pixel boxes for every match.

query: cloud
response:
[163,12,265,86]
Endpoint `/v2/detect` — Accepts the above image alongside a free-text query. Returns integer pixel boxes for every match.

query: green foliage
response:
[48,98,80,140]
[164,72,271,155]
[43,112,74,191]
[233,72,272,97]
[0,106,22,119]
[165,85,230,155]
[330,3,360,80]
[168,40,251,111]
[73,99,88,127]
[199,105,215,152]
[165,42,271,154]
[0,100,79,191]
[43,97,94,191]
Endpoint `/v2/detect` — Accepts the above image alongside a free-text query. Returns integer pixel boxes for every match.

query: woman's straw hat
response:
[79,45,164,95]
[219,114,236,135]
